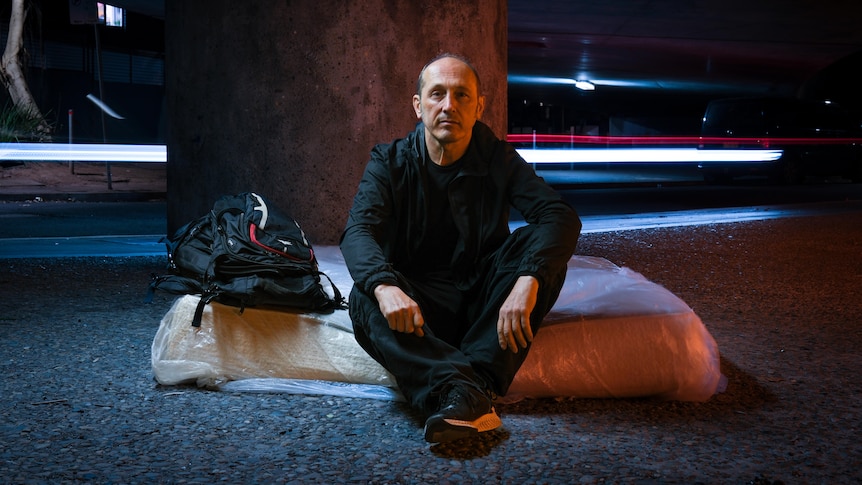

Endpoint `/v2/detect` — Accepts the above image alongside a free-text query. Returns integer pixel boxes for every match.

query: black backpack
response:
[147,192,346,326]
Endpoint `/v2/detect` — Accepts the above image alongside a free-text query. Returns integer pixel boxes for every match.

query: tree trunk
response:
[1,0,51,139]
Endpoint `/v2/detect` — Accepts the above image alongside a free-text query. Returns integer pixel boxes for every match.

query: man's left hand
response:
[497,275,539,353]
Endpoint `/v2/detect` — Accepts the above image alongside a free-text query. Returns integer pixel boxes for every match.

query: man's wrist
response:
[373,283,396,298]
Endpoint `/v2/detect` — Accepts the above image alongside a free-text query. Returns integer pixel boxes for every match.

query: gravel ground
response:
[1,212,861,484]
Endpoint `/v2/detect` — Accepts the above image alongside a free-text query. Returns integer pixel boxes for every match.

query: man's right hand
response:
[373,284,425,337]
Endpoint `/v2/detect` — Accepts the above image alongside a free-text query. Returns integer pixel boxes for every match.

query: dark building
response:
[1,0,165,144]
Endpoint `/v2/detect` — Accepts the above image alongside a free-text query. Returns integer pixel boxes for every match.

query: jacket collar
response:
[411,122,495,176]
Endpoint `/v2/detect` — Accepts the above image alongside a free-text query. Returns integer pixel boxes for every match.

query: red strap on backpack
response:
[248,223,314,262]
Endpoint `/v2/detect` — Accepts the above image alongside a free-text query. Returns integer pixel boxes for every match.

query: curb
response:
[0,191,167,203]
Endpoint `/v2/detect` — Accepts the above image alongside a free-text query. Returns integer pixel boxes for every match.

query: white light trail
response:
[508,201,862,234]
[516,148,783,164]
[508,74,772,93]
[0,144,782,165]
[0,143,166,163]
[86,94,125,119]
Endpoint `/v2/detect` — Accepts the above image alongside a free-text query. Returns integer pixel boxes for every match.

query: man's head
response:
[413,54,485,161]
[415,53,482,96]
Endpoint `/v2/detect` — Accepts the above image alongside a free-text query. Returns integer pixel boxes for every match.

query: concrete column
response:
[165,0,507,244]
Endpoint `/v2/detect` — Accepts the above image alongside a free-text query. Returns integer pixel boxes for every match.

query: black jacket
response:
[340,121,581,294]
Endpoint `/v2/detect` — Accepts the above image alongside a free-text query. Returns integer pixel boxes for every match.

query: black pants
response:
[349,226,568,415]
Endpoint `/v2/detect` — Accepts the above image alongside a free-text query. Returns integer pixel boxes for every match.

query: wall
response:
[165,0,507,244]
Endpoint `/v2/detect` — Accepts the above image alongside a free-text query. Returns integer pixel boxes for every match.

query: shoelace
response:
[440,387,467,409]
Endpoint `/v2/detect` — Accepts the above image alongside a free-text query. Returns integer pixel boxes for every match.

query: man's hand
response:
[373,284,425,337]
[497,275,539,353]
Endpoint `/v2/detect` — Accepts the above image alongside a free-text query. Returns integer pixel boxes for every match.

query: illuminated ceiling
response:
[507,0,862,99]
[112,0,862,102]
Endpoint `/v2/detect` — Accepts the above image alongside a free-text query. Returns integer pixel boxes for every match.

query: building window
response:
[98,3,125,28]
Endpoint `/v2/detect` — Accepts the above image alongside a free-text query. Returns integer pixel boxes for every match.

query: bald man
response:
[340,53,581,444]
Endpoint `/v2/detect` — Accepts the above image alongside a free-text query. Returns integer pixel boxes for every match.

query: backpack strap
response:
[317,271,348,310]
[192,289,220,327]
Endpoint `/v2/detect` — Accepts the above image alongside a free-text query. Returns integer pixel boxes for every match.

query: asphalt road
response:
[557,178,862,216]
[1,179,861,258]
[1,175,861,482]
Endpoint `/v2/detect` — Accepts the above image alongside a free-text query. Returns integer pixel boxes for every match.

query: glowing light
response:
[506,134,862,146]
[508,75,578,85]
[516,148,784,164]
[508,75,758,92]
[576,205,852,233]
[86,94,124,119]
[574,80,596,91]
[0,143,166,162]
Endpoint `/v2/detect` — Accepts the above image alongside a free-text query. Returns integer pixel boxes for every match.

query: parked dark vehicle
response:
[698,97,862,183]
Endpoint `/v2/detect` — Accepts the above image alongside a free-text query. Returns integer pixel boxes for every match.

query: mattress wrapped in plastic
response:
[506,256,723,402]
[152,247,723,402]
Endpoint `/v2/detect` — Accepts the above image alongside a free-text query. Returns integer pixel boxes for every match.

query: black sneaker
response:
[423,383,502,443]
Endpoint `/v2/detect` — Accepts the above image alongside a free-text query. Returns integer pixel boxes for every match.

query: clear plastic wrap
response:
[505,256,724,402]
[152,248,723,402]
[151,296,395,388]
[217,378,404,401]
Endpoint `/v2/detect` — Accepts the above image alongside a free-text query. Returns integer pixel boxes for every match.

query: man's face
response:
[413,58,485,148]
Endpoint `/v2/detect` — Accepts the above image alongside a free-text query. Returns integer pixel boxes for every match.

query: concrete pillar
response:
[165,0,507,244]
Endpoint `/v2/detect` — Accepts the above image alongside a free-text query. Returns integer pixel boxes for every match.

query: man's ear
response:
[476,95,486,119]
[412,94,422,119]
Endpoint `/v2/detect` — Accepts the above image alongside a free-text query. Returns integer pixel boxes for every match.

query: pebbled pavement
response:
[2,161,861,482]
[1,210,861,483]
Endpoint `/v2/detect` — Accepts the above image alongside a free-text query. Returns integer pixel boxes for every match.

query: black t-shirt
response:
[408,157,462,278]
